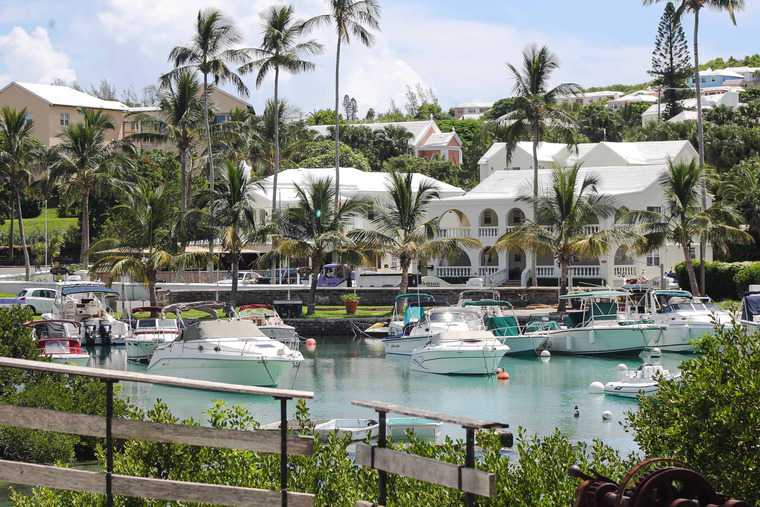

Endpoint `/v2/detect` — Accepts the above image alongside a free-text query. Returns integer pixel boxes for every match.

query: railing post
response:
[464,427,475,507]
[278,397,288,507]
[104,379,115,507]
[377,410,388,506]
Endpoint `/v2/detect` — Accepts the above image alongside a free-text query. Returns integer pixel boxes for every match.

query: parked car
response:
[218,271,261,286]
[17,288,58,314]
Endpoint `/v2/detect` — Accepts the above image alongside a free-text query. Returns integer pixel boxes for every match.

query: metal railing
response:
[352,400,510,507]
[0,357,314,507]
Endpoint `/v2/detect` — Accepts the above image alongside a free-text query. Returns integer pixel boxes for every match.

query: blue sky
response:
[0,0,758,115]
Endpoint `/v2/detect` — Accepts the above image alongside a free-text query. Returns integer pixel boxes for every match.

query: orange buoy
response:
[305,338,317,351]
[497,370,510,380]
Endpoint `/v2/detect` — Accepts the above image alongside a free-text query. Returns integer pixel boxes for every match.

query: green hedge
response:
[675,260,760,299]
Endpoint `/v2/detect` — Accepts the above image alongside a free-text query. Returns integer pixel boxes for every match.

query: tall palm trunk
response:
[558,255,569,312]
[15,189,30,281]
[230,251,240,308]
[333,36,342,206]
[272,67,281,214]
[682,242,700,297]
[399,255,411,295]
[202,73,215,272]
[179,147,188,214]
[530,129,540,288]
[81,189,90,268]
[147,270,158,306]
[8,206,14,264]
[692,9,707,295]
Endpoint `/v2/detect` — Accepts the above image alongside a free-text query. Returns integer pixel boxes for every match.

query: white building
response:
[427,160,711,286]
[607,90,659,111]
[451,101,493,120]
[556,90,624,106]
[478,140,697,181]
[641,89,741,125]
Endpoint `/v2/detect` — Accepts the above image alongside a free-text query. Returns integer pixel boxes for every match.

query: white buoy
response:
[616,363,628,372]
[650,347,662,358]
[589,381,605,393]
[540,350,551,358]
[602,410,613,421]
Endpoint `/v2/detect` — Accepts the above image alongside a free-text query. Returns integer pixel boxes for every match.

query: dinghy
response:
[314,418,379,441]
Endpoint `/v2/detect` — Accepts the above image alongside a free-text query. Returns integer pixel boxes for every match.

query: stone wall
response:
[284,317,387,337]
[166,286,559,307]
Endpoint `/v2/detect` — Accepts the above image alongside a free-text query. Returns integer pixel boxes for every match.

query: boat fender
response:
[214,346,221,352]
[589,381,605,393]
[602,410,612,421]
[616,363,628,372]
[198,345,204,351]
[539,350,551,358]
[305,338,317,351]
[496,370,509,380]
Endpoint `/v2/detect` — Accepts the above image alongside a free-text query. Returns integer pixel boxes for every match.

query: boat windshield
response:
[429,310,481,326]
[665,302,715,313]
[136,319,177,329]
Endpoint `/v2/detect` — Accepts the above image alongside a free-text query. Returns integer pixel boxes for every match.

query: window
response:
[214,114,231,124]
[59,112,69,127]
[22,112,32,125]
[646,206,662,215]
[646,250,660,267]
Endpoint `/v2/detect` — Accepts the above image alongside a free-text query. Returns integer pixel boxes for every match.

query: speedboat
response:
[604,363,679,399]
[461,298,551,355]
[387,417,441,441]
[640,290,733,352]
[541,290,664,356]
[126,307,180,362]
[43,283,130,346]
[238,304,299,346]
[147,302,303,387]
[382,293,436,355]
[25,320,90,366]
[314,418,378,441]
[740,288,760,334]
[408,307,509,375]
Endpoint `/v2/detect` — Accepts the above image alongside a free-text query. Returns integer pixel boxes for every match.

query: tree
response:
[212,161,273,306]
[306,109,340,125]
[437,118,493,187]
[649,2,692,120]
[0,107,37,280]
[628,160,751,297]
[496,45,581,286]
[163,8,250,263]
[350,171,479,294]
[483,98,518,121]
[643,0,745,294]
[576,102,624,142]
[89,79,118,100]
[312,0,381,204]
[90,181,206,305]
[383,155,463,188]
[494,164,621,310]
[273,177,365,314]
[54,109,117,268]
[293,139,371,171]
[240,5,322,214]
[713,156,760,247]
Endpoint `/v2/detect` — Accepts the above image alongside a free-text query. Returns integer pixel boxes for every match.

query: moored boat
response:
[238,304,300,346]
[604,363,679,399]
[314,418,378,441]
[126,307,180,362]
[382,293,436,355]
[25,320,90,366]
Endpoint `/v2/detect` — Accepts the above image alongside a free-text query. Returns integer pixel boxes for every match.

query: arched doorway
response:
[507,247,525,280]
[436,247,472,280]
[479,247,499,276]
[479,209,499,238]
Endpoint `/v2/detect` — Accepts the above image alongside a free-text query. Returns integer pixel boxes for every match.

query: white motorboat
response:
[238,304,299,346]
[126,307,180,362]
[387,417,441,441]
[25,320,90,366]
[604,363,679,399]
[461,298,553,355]
[148,302,303,387]
[409,307,509,375]
[314,418,378,441]
[382,293,436,355]
[541,291,664,357]
[633,289,733,352]
[389,306,484,356]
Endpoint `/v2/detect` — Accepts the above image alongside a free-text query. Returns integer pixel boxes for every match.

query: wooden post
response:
[105,379,115,507]
[377,410,388,506]
[279,397,288,507]
[464,427,475,507]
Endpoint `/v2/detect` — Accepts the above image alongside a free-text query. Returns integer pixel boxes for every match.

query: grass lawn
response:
[5,208,77,237]
[0,292,15,298]
[302,306,392,319]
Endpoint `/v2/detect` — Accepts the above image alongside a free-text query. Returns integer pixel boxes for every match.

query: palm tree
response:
[312,0,381,204]
[212,160,274,306]
[273,177,365,314]
[494,164,622,310]
[643,0,745,293]
[239,5,322,214]
[0,107,37,280]
[54,109,116,268]
[498,45,581,286]
[163,9,250,261]
[628,160,751,297]
[90,181,207,306]
[350,171,480,294]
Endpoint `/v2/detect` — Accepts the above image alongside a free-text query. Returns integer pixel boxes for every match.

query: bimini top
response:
[462,299,514,309]
[561,290,630,300]
[180,319,268,341]
[653,290,693,299]
[741,292,760,321]
[61,285,119,296]
[394,293,435,303]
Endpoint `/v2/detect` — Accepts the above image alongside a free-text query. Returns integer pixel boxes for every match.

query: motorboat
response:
[604,363,679,399]
[147,302,303,387]
[382,293,436,355]
[314,418,378,441]
[461,298,552,356]
[409,307,509,375]
[387,417,441,441]
[540,290,665,356]
[43,283,130,346]
[456,289,502,307]
[639,290,733,352]
[126,307,180,362]
[740,288,760,334]
[25,320,90,366]
[238,304,300,346]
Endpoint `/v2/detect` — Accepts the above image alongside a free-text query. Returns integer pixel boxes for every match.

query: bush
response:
[627,326,760,503]
[674,260,744,299]
[733,262,760,295]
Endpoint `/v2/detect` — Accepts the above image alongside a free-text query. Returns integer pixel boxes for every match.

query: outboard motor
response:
[84,324,97,347]
[99,323,112,346]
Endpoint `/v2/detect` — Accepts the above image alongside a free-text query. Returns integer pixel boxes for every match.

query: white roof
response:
[5,81,129,111]
[254,167,465,204]
[453,101,493,109]
[668,111,698,123]
[308,120,437,146]
[420,131,459,148]
[127,105,161,113]
[697,68,744,79]
[579,141,693,166]
[611,92,658,104]
[443,164,666,202]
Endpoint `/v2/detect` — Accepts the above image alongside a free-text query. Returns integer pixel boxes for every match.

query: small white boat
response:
[603,363,679,398]
[382,293,436,355]
[387,417,441,441]
[126,308,180,362]
[25,320,90,366]
[462,298,553,355]
[314,418,379,441]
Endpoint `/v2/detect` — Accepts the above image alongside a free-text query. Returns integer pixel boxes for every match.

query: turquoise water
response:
[96,338,683,453]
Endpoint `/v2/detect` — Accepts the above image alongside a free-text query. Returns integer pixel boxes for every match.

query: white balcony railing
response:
[569,265,601,278]
[536,265,557,278]
[437,227,473,239]
[613,265,638,278]
[478,226,499,238]
[436,266,473,278]
[583,225,600,235]
[478,266,499,276]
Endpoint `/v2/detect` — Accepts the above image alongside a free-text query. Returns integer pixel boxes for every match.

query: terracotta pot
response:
[345,300,359,315]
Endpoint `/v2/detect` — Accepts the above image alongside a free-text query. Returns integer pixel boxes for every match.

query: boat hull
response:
[498,335,547,355]
[49,353,90,366]
[649,322,724,353]
[259,325,299,343]
[382,334,431,355]
[410,345,507,375]
[544,325,662,356]
[604,381,658,398]
[314,419,379,441]
[126,338,171,362]
[148,352,299,387]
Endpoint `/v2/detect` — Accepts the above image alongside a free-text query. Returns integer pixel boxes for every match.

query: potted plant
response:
[341,293,360,315]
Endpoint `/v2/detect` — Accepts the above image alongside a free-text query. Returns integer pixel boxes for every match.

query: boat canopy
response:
[394,293,435,304]
[180,319,268,341]
[61,285,119,296]
[561,290,630,299]
[741,292,760,321]
[653,290,692,299]
[485,315,519,336]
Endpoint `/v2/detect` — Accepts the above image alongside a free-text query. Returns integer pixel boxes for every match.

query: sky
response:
[0,0,758,116]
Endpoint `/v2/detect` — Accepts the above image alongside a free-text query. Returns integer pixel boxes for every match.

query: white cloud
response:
[0,26,76,85]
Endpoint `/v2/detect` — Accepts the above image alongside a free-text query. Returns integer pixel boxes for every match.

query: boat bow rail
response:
[0,356,314,507]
